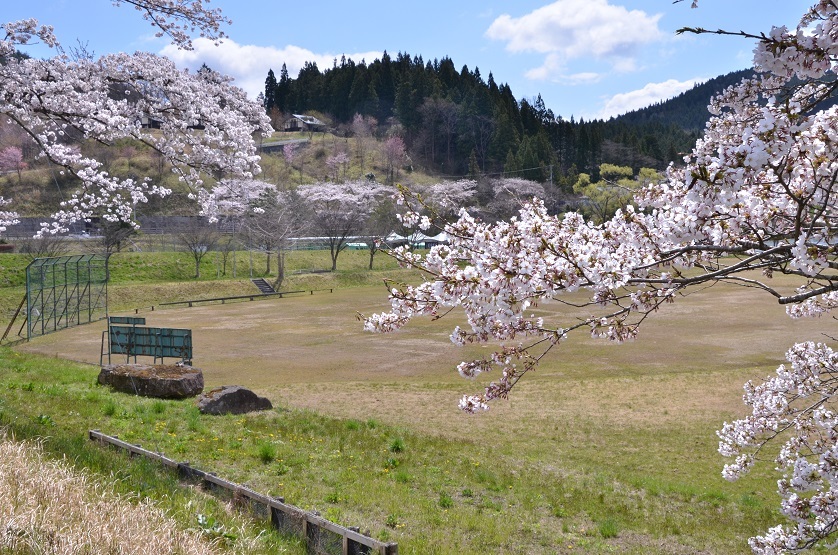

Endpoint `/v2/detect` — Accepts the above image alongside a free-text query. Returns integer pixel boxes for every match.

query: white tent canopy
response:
[383,231,450,246]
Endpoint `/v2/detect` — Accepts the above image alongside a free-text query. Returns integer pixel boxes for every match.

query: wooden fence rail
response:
[88,430,397,555]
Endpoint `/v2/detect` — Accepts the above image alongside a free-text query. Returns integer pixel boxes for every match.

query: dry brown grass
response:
[15,274,829,553]
[20,275,826,477]
[0,432,226,555]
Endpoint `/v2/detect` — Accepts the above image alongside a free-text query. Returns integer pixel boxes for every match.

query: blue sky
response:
[8,1,812,120]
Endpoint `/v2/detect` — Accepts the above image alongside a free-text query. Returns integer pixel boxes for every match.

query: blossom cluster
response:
[198,178,278,221]
[1,4,271,238]
[0,197,18,234]
[112,0,230,50]
[718,342,838,553]
[366,1,838,551]
[297,180,391,212]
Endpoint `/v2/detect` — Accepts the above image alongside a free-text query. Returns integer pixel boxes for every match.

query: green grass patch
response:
[0,350,303,555]
[3,269,817,553]
[0,248,422,332]
[0,347,782,554]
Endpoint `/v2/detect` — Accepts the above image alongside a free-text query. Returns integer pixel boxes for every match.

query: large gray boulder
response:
[197,385,273,415]
[99,364,204,399]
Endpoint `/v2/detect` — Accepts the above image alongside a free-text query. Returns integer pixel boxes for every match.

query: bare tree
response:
[383,136,406,185]
[268,106,285,132]
[351,113,376,174]
[215,232,239,277]
[439,100,459,168]
[17,234,70,261]
[176,217,219,278]
[363,196,400,270]
[97,220,137,255]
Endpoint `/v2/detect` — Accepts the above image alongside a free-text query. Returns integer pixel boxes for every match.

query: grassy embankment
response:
[0,247,818,553]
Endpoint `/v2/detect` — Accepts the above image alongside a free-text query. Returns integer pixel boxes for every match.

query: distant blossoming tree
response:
[298,180,391,271]
[484,177,546,222]
[383,136,407,185]
[202,178,305,284]
[0,146,27,184]
[402,179,479,231]
[326,151,350,182]
[0,197,19,235]
[366,1,838,552]
[0,1,271,238]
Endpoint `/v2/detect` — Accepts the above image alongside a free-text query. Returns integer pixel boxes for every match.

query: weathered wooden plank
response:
[89,430,397,554]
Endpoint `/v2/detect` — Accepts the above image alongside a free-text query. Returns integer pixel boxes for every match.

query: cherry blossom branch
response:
[113,0,230,49]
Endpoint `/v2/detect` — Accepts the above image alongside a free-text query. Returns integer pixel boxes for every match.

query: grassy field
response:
[0,248,408,331]
[1,248,828,553]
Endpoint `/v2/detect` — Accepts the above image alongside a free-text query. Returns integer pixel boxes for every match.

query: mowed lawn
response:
[15,276,831,553]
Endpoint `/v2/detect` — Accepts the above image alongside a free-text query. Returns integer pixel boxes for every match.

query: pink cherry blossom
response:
[365,2,838,551]
[1,2,271,238]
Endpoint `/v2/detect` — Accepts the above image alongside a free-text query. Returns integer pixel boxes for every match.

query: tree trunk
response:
[273,249,286,290]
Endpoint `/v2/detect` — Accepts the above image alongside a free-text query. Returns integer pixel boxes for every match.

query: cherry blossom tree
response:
[484,177,545,222]
[383,136,407,185]
[245,191,307,285]
[199,178,304,283]
[0,146,27,184]
[384,180,478,248]
[298,180,391,271]
[198,178,275,222]
[326,151,350,182]
[366,2,838,552]
[1,2,271,238]
[283,143,298,167]
[407,179,479,229]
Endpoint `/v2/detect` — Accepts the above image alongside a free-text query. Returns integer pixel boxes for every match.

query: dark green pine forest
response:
[262,52,753,183]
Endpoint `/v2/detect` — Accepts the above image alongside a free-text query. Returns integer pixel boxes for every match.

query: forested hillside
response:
[613,69,755,131]
[263,54,754,181]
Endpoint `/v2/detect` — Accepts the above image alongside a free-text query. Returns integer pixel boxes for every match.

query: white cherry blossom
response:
[366,2,838,551]
[1,2,271,237]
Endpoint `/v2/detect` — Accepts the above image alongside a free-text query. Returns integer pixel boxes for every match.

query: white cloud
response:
[564,72,602,85]
[525,55,601,84]
[524,53,564,81]
[596,78,703,119]
[486,0,663,80]
[161,38,382,100]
